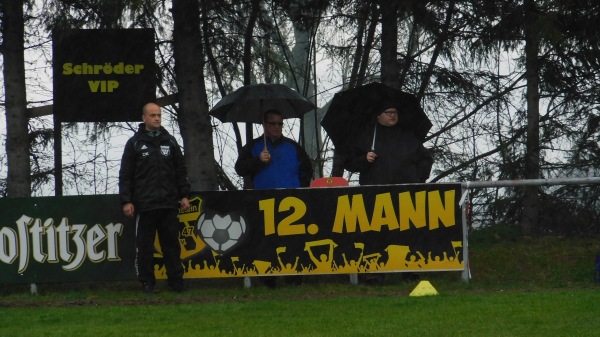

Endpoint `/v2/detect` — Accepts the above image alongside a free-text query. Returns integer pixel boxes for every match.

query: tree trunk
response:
[331,3,379,178]
[172,0,216,191]
[417,0,456,100]
[520,0,541,235]
[380,0,399,88]
[241,0,260,189]
[2,0,31,197]
[292,24,320,178]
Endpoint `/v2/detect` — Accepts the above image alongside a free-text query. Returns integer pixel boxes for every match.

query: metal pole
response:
[461,177,600,189]
[460,187,470,282]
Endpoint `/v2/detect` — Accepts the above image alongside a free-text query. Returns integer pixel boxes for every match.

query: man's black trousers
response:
[135,208,184,286]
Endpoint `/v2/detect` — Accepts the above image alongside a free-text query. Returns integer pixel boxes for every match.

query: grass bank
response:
[1,234,599,336]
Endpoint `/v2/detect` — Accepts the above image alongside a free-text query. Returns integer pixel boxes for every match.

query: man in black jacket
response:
[344,104,433,285]
[345,106,433,185]
[119,102,191,294]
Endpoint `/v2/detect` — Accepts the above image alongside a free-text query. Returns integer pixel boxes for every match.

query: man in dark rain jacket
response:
[119,102,191,294]
[344,103,433,285]
[344,106,433,185]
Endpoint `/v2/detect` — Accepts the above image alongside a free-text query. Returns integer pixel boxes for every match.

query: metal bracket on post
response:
[30,283,38,295]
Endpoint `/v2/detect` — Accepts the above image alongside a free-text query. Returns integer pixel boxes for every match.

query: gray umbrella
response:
[209,83,316,124]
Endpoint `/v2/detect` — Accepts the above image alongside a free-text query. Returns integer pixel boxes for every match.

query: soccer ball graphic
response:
[197,211,247,253]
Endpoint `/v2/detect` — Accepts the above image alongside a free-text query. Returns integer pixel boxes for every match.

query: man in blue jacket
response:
[235,109,313,190]
[235,109,313,287]
[119,102,191,294]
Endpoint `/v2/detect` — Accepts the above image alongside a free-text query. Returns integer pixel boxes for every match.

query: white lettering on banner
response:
[0,227,18,264]
[0,215,124,273]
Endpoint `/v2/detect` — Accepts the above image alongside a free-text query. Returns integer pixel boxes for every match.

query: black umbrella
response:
[321,82,432,154]
[209,83,316,124]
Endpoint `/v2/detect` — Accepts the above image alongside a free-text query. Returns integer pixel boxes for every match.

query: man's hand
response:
[366,151,377,163]
[123,202,135,217]
[260,149,271,164]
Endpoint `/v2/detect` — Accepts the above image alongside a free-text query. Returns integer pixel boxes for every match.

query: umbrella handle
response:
[261,99,268,152]
[261,135,271,164]
[263,133,267,152]
[371,124,377,151]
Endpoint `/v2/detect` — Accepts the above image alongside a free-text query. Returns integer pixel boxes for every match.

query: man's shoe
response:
[365,274,385,286]
[261,276,277,289]
[169,285,186,293]
[142,283,156,294]
[402,272,421,282]
[284,275,303,287]
[168,281,186,293]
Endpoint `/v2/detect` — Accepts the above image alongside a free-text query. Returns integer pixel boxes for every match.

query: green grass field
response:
[1,234,599,337]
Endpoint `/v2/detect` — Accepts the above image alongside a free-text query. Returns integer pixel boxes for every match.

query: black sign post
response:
[51,29,156,195]
[52,29,156,122]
